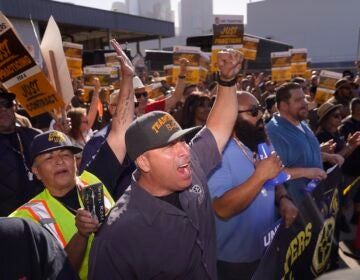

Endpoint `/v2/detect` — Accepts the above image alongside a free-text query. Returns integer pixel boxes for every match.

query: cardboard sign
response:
[315,70,342,104]
[211,15,244,72]
[0,12,63,116]
[172,46,208,84]
[63,41,83,78]
[290,48,307,76]
[242,36,259,61]
[271,51,292,82]
[213,15,244,46]
[104,52,120,67]
[41,16,74,106]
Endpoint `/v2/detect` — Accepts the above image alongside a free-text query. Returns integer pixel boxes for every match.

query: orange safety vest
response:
[10,170,115,280]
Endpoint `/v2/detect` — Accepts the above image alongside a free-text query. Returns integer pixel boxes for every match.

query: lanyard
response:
[15,130,33,181]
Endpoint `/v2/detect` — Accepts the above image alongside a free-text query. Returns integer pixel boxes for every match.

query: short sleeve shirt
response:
[89,127,221,280]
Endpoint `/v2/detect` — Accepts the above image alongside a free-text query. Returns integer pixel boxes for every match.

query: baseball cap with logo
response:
[30,130,82,165]
[125,111,201,161]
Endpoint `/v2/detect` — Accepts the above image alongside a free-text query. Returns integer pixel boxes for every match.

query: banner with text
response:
[0,12,63,117]
[211,15,244,72]
[252,166,340,280]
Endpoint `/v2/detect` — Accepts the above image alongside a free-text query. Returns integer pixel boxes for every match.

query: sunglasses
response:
[0,100,13,109]
[238,105,263,117]
[135,92,148,99]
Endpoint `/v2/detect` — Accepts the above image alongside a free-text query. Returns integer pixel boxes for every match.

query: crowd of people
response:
[0,39,360,279]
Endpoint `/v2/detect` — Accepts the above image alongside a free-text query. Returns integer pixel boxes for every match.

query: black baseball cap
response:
[30,130,82,165]
[0,89,16,101]
[125,111,200,161]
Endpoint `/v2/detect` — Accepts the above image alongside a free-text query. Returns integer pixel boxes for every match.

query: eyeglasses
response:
[238,105,263,117]
[135,92,148,99]
[0,100,13,109]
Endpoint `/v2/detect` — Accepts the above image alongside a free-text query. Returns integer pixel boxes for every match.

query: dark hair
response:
[350,97,360,113]
[265,94,276,111]
[180,93,211,128]
[67,107,86,140]
[291,77,306,84]
[275,82,302,106]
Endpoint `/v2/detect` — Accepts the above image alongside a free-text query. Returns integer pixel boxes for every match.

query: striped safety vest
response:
[10,170,115,280]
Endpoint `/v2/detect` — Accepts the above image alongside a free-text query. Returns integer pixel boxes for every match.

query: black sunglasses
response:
[0,99,13,109]
[135,92,148,99]
[238,105,263,117]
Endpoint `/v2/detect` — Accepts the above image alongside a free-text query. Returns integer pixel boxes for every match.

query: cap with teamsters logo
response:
[30,130,82,165]
[125,111,201,161]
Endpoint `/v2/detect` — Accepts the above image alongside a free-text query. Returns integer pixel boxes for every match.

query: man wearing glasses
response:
[208,91,298,280]
[135,58,189,116]
[0,89,43,216]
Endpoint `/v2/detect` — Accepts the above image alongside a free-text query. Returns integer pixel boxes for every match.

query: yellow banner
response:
[63,42,83,78]
[314,87,334,104]
[212,15,244,46]
[173,66,200,85]
[242,36,259,61]
[9,71,64,116]
[272,67,292,82]
[0,12,63,116]
[291,62,307,76]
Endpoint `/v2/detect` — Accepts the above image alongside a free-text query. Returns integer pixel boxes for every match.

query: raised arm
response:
[206,49,243,153]
[106,39,135,163]
[85,77,101,130]
[163,58,189,112]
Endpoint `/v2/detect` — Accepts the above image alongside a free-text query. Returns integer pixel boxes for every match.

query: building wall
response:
[246,0,360,63]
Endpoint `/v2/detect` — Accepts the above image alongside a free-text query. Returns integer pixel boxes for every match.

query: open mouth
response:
[54,169,69,176]
[177,162,192,178]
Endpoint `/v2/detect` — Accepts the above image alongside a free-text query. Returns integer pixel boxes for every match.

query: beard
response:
[234,117,269,152]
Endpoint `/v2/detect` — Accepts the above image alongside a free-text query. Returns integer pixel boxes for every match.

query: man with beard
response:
[208,91,298,280]
[266,82,342,204]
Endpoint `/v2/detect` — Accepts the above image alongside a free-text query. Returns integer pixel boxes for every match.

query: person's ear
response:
[136,154,151,173]
[31,166,42,181]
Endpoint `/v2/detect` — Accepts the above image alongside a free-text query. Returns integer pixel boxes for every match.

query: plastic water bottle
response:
[257,142,290,190]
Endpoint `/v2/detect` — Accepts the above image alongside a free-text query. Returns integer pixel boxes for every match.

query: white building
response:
[246,0,360,65]
[138,0,173,22]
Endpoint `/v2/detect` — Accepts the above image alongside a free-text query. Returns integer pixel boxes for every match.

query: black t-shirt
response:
[157,191,183,210]
[0,217,79,280]
[55,187,80,214]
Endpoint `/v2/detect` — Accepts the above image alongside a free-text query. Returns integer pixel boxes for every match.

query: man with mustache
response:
[266,82,342,204]
[208,91,298,280]
[89,49,243,279]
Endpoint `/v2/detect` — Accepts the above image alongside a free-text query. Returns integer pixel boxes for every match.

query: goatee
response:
[234,118,269,152]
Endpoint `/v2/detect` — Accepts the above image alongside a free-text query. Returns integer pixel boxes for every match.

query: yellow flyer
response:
[0,12,63,116]
[213,15,244,46]
[314,70,342,104]
[63,41,83,78]
[242,36,259,61]
[290,48,307,76]
[271,51,291,82]
[104,52,120,67]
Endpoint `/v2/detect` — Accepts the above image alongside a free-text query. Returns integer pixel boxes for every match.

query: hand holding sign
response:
[217,49,243,81]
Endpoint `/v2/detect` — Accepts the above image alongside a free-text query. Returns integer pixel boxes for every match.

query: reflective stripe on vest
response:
[20,200,67,248]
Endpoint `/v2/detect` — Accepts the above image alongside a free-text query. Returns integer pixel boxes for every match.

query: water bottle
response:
[257,142,290,190]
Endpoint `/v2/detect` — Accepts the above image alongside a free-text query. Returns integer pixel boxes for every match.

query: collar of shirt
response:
[130,170,187,226]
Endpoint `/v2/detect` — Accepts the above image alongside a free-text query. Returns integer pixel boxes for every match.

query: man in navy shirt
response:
[89,49,243,279]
